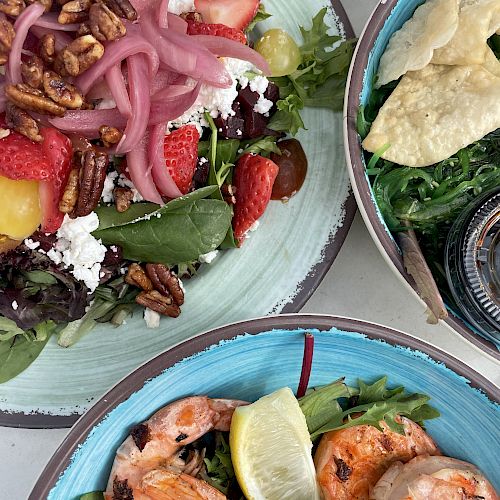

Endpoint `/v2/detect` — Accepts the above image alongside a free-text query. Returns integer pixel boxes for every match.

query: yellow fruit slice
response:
[0,175,41,240]
[230,387,320,500]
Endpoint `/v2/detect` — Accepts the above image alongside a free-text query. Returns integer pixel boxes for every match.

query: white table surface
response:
[1,2,499,499]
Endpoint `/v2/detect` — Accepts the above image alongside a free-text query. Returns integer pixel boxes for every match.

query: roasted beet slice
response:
[245,111,269,138]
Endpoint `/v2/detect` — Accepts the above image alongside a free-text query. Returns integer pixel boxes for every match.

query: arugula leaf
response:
[93,187,233,264]
[237,136,281,159]
[357,376,404,404]
[269,8,355,135]
[203,434,236,495]
[298,378,355,435]
[246,3,272,33]
[0,332,51,383]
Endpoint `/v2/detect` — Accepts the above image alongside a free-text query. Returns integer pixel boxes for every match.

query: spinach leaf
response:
[93,187,232,264]
[96,203,159,231]
[0,333,51,384]
[237,136,281,159]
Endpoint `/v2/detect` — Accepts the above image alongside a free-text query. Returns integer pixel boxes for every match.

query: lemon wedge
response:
[230,387,320,500]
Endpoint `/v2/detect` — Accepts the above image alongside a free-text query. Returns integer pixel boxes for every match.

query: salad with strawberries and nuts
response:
[0,0,353,382]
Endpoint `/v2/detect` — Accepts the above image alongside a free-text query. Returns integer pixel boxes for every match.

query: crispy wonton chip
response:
[363,64,500,167]
[376,0,459,88]
[432,0,500,65]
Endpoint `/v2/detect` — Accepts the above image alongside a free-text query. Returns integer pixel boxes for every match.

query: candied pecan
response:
[77,22,91,36]
[72,149,108,216]
[99,125,122,147]
[39,34,56,64]
[26,0,52,11]
[0,0,25,17]
[145,264,185,306]
[89,2,126,41]
[43,70,83,109]
[21,55,44,89]
[5,83,66,116]
[102,0,136,21]
[136,290,181,318]
[113,187,133,212]
[56,35,104,76]
[180,12,202,22]
[125,263,154,292]
[58,0,91,24]
[59,167,80,213]
[5,103,42,142]
[0,16,15,64]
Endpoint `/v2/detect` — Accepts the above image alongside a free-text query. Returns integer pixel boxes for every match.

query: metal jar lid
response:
[445,189,500,344]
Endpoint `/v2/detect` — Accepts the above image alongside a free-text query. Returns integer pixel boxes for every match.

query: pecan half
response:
[21,55,44,89]
[145,264,185,306]
[136,290,181,318]
[26,0,52,12]
[125,263,154,292]
[102,0,136,21]
[56,35,104,76]
[5,103,42,142]
[72,149,108,216]
[99,125,122,147]
[58,0,91,24]
[114,187,133,212]
[39,33,56,64]
[0,16,14,64]
[0,0,25,17]
[89,2,126,41]
[43,70,83,109]
[77,22,91,36]
[5,83,66,116]
[59,167,80,213]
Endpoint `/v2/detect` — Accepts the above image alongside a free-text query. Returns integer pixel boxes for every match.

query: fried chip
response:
[432,0,500,65]
[376,0,459,88]
[363,64,500,167]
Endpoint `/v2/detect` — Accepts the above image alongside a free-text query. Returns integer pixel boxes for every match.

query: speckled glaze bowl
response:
[344,0,500,360]
[30,315,499,500]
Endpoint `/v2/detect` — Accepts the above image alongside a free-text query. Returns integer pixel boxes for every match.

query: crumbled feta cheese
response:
[11,300,18,311]
[48,213,107,292]
[95,98,117,110]
[101,170,118,203]
[167,0,195,15]
[177,277,185,293]
[0,128,10,140]
[24,238,40,250]
[250,75,269,95]
[254,96,273,114]
[199,250,219,264]
[144,308,161,329]
[117,174,143,202]
[236,129,242,136]
[199,157,208,165]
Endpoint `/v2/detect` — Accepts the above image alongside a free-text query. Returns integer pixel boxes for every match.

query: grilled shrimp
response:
[372,455,499,500]
[104,396,246,500]
[314,417,440,500]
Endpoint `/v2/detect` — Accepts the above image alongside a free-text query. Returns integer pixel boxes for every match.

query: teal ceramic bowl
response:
[30,315,500,499]
[344,0,500,360]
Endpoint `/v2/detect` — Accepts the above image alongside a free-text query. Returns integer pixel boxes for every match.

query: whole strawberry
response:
[233,153,279,245]
[164,125,200,195]
[187,20,247,44]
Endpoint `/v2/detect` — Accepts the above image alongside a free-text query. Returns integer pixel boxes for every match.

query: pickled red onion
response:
[116,54,150,154]
[105,64,132,117]
[167,13,187,33]
[8,3,45,84]
[34,13,80,31]
[30,25,72,51]
[49,109,127,138]
[126,131,164,204]
[149,124,182,198]
[158,0,169,28]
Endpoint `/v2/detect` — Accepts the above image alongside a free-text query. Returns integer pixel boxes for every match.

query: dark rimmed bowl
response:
[344,0,500,360]
[30,314,499,499]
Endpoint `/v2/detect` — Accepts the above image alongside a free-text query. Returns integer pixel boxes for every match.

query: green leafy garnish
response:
[237,136,281,159]
[79,492,104,500]
[246,3,272,33]
[203,434,236,495]
[93,186,233,264]
[269,8,355,135]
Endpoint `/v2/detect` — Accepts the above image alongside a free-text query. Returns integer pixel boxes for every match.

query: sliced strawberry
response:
[39,128,73,233]
[232,153,279,245]
[0,118,52,181]
[194,0,260,31]
[164,125,200,195]
[187,20,247,44]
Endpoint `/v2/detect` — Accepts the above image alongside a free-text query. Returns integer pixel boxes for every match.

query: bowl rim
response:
[0,0,357,430]
[343,0,500,361]
[29,313,500,500]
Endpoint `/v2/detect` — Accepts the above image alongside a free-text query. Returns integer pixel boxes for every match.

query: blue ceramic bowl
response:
[30,315,499,499]
[344,0,500,361]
